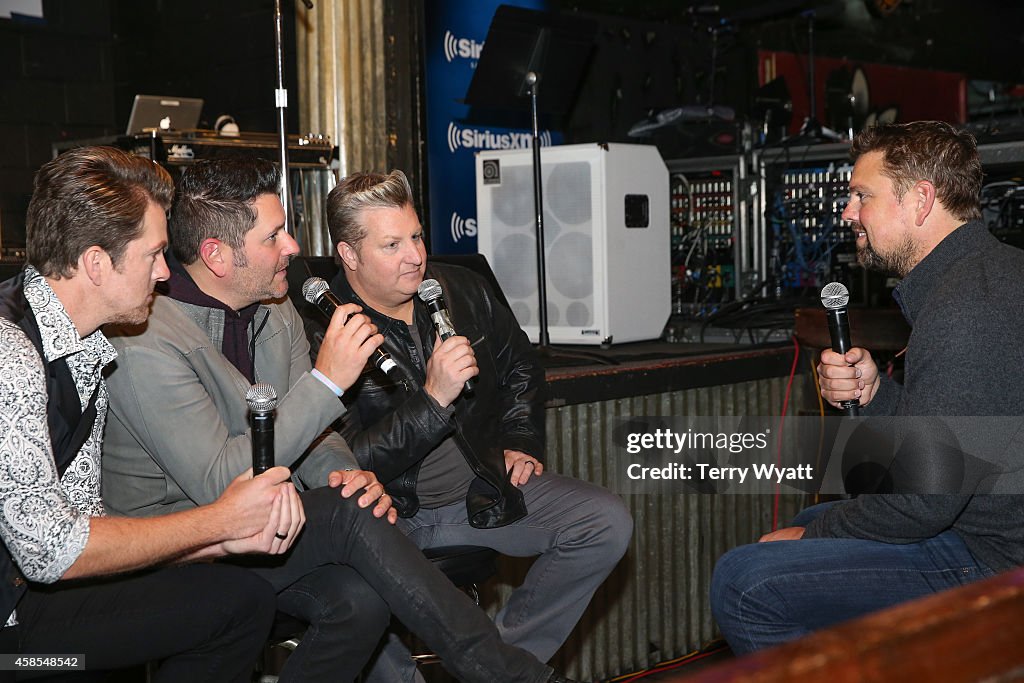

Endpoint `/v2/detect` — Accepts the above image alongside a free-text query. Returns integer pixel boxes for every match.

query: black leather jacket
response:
[327,263,545,528]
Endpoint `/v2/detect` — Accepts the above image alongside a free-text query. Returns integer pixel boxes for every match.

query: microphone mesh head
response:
[417,279,443,303]
[820,282,850,310]
[246,382,278,412]
[302,277,329,304]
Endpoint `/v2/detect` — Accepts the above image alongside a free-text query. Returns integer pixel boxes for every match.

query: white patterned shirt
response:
[0,267,113,624]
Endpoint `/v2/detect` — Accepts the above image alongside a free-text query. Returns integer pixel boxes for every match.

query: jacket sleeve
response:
[862,371,900,416]
[339,386,456,484]
[280,299,361,487]
[486,287,545,460]
[295,291,455,483]
[106,305,356,506]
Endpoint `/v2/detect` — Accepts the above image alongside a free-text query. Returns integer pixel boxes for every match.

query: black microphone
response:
[417,278,473,394]
[820,282,859,417]
[246,382,277,475]
[301,277,401,380]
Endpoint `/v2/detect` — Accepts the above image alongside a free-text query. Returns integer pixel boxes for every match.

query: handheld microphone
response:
[246,382,277,474]
[301,277,401,380]
[417,279,473,393]
[820,282,859,417]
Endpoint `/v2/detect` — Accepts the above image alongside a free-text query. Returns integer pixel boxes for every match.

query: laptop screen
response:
[125,95,204,134]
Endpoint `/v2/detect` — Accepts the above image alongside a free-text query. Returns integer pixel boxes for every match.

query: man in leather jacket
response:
[319,170,633,682]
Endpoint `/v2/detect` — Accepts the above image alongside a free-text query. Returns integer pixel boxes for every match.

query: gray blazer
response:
[101,293,357,517]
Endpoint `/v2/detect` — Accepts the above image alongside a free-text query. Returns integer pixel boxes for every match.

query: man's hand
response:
[423,334,478,408]
[818,347,881,409]
[505,449,543,487]
[328,469,397,524]
[218,467,306,555]
[759,526,805,542]
[314,303,385,392]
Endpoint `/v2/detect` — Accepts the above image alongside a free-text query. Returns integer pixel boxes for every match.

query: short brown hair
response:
[850,121,982,223]
[325,170,414,252]
[26,146,174,278]
[169,157,281,265]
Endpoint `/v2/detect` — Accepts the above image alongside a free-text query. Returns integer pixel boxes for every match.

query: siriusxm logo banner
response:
[446,122,553,153]
[424,0,554,255]
[450,212,478,243]
[443,30,484,62]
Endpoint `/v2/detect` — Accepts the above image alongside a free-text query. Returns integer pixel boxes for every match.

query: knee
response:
[300,485,392,541]
[573,489,634,560]
[302,485,364,523]
[599,496,634,558]
[710,544,765,625]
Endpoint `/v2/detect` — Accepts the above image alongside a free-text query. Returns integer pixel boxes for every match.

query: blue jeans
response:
[363,473,633,683]
[710,501,997,655]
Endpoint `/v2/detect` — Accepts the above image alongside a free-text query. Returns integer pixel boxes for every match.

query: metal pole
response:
[807,15,815,129]
[274,0,293,233]
[527,71,550,347]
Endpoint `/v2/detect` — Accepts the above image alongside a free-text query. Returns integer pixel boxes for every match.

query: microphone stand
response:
[526,71,549,348]
[273,0,314,234]
[783,10,842,145]
[524,70,615,366]
[463,8,611,366]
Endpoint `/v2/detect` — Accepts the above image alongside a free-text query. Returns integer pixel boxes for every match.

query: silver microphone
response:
[820,282,859,416]
[417,279,457,340]
[417,279,473,393]
[301,277,400,379]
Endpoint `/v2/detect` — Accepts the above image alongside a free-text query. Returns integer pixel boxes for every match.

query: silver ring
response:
[274,532,288,540]
[524,461,536,468]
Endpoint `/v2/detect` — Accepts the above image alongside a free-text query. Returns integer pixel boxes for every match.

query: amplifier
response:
[476,143,671,345]
[128,130,332,168]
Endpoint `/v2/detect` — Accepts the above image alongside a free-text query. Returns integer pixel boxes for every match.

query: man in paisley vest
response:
[0,146,303,682]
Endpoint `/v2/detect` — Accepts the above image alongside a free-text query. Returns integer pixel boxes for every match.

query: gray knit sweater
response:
[804,222,1024,572]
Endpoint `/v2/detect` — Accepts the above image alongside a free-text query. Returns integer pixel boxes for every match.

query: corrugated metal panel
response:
[481,376,809,680]
[295,0,387,183]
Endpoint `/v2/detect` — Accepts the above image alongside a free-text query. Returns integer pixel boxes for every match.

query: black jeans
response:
[240,486,552,683]
[9,563,276,682]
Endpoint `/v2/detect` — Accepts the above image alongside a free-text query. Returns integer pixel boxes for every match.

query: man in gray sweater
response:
[711,121,1024,654]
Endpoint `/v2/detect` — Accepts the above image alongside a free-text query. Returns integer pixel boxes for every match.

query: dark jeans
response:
[365,472,633,683]
[240,486,552,683]
[271,564,390,682]
[8,563,276,682]
[710,501,997,654]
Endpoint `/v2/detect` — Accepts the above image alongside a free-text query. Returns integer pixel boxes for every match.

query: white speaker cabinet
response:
[475,142,670,345]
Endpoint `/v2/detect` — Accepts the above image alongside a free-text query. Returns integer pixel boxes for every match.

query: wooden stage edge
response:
[541,341,799,407]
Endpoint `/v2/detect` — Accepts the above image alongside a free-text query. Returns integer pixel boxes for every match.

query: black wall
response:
[0,0,117,255]
[0,0,299,255]
[111,0,299,135]
[4,0,1024,255]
